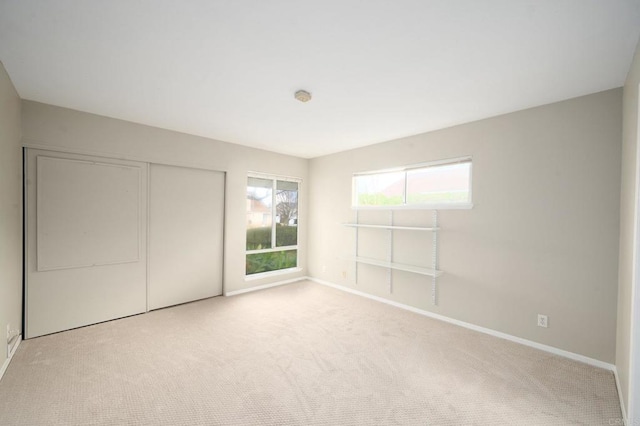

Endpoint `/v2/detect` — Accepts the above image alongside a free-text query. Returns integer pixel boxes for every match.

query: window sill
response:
[244,267,303,281]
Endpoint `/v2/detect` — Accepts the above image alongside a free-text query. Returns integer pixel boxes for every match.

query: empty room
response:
[1,1,640,425]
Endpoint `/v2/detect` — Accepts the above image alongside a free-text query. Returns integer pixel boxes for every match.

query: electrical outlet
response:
[322,265,327,273]
[341,270,347,279]
[537,314,548,328]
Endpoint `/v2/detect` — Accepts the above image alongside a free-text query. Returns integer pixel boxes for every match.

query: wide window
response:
[246,175,299,276]
[353,157,472,208]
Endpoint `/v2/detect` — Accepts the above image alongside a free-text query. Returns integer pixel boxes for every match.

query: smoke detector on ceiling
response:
[294,90,312,103]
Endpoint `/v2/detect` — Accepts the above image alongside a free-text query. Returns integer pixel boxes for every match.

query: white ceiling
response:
[1,1,639,158]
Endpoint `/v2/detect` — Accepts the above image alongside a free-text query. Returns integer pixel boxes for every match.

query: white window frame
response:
[352,156,473,210]
[245,172,302,279]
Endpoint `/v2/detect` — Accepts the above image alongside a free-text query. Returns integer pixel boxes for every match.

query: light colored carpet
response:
[0,280,622,425]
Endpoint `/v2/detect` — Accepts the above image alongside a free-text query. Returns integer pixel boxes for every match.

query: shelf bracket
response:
[388,210,394,294]
[432,210,439,305]
[354,209,359,285]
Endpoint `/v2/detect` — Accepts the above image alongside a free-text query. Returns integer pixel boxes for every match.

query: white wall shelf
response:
[345,256,443,277]
[342,223,440,232]
[343,210,443,305]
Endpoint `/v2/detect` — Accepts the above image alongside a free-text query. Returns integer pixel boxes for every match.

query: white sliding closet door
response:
[25,149,148,338]
[149,164,224,310]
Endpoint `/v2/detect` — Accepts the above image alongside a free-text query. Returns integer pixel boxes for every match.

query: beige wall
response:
[617,37,640,419]
[0,62,22,367]
[21,100,309,294]
[309,89,622,363]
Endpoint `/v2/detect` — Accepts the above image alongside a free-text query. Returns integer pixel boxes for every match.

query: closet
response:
[25,149,224,338]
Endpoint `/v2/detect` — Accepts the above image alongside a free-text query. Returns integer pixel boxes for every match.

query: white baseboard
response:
[225,277,307,297]
[613,366,628,425]
[306,277,616,372]
[0,335,22,383]
[225,275,625,416]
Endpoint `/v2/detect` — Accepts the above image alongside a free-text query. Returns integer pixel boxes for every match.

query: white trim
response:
[225,276,306,296]
[627,81,640,426]
[614,366,628,424]
[353,156,472,176]
[145,164,151,313]
[22,140,228,173]
[0,336,22,383]
[246,246,298,255]
[244,267,302,281]
[306,277,616,371]
[247,171,302,183]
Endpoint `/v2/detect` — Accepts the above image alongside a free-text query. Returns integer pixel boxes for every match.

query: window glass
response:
[352,158,472,208]
[246,177,273,250]
[246,176,300,276]
[353,171,404,207]
[406,161,471,205]
[246,249,297,275]
[275,180,298,247]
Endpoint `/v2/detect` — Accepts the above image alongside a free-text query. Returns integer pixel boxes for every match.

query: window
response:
[353,157,472,208]
[246,175,300,276]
